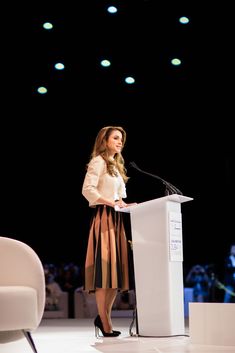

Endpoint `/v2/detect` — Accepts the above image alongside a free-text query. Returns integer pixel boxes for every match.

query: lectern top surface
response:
[115,194,193,213]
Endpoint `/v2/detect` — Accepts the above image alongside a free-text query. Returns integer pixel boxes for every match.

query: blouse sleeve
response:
[118,178,127,199]
[82,157,104,204]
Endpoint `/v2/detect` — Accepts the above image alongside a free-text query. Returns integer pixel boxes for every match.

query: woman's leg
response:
[95,288,112,333]
[105,288,117,328]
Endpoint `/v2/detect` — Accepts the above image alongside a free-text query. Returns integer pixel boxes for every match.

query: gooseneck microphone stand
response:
[129,161,183,196]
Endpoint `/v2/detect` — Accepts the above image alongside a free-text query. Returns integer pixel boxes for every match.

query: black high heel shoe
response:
[112,329,121,335]
[96,315,121,335]
[94,315,120,337]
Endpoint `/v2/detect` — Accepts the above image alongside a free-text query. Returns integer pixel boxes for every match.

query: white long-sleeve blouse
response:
[82,155,127,207]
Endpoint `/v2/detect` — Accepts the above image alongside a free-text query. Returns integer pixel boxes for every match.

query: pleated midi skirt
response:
[84,205,130,292]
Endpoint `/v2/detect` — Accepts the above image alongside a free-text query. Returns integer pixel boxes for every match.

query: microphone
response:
[129,161,183,196]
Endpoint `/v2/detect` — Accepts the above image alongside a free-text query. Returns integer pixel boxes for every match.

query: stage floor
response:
[1,318,235,353]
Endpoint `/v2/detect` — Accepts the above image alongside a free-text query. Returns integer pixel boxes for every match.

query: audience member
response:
[56,262,82,318]
[185,264,210,302]
[44,269,63,311]
[223,244,235,303]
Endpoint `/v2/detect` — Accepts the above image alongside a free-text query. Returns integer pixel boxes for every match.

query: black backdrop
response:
[0,1,233,283]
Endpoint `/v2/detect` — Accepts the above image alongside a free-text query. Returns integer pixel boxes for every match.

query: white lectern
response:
[120,194,193,336]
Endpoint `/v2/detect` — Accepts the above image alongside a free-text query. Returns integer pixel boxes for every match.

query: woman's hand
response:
[126,202,138,207]
[113,200,138,208]
[114,200,127,208]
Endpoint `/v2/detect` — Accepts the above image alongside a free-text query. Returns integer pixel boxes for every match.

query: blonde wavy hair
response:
[89,126,129,183]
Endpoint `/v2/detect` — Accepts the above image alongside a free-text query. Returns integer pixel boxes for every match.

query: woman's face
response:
[106,129,123,156]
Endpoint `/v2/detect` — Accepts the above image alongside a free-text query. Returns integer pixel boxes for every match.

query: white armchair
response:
[0,236,45,353]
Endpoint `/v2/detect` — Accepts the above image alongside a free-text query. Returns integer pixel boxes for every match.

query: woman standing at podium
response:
[82,126,135,337]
